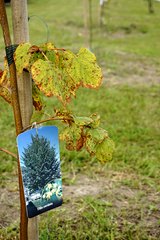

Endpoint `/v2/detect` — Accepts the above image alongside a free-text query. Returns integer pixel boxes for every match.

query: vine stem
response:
[22,116,73,132]
[41,51,49,61]
[32,47,66,62]
[0,1,28,239]
[0,147,17,159]
[52,48,66,51]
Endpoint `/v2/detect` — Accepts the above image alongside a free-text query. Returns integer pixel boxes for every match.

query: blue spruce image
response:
[20,131,62,218]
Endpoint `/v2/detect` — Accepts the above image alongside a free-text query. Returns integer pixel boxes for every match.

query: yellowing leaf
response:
[68,48,102,88]
[29,43,56,63]
[14,43,31,74]
[89,114,101,128]
[58,111,113,159]
[0,86,12,104]
[29,46,103,105]
[39,42,56,51]
[95,138,115,163]
[32,82,43,111]
[0,59,11,105]
[85,127,108,155]
[31,59,78,104]
[0,68,7,85]
[73,116,93,126]
[31,59,60,97]
[72,114,100,128]
[54,109,73,124]
[14,43,48,74]
[59,124,83,151]
[0,58,9,86]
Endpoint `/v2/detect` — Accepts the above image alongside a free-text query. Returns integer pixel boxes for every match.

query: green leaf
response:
[45,50,56,62]
[85,127,108,155]
[89,114,101,128]
[73,116,94,126]
[72,114,100,128]
[39,42,56,52]
[95,138,115,163]
[29,43,56,63]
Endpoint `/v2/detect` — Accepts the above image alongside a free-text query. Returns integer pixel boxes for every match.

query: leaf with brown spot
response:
[67,48,103,89]
[28,45,40,53]
[0,86,12,104]
[0,59,12,105]
[14,43,31,74]
[95,138,115,163]
[60,123,83,151]
[31,59,79,105]
[31,59,61,97]
[32,82,43,111]
[84,127,109,155]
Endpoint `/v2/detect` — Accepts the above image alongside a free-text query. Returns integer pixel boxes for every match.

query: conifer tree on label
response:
[21,134,60,194]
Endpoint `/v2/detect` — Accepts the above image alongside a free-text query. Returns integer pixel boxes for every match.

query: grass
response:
[1,85,160,239]
[0,0,160,239]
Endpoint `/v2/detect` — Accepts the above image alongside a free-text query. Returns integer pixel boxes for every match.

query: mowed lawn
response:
[0,0,160,239]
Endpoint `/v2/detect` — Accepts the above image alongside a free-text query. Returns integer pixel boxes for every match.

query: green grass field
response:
[0,0,160,239]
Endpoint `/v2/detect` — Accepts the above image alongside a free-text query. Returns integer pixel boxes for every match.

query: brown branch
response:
[0,147,17,159]
[0,1,27,239]
[41,51,49,61]
[52,48,66,51]
[22,116,73,132]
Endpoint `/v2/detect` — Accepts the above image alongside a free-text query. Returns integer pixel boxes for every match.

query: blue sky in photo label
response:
[17,126,60,165]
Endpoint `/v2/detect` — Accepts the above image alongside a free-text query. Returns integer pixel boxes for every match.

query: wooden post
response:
[88,0,92,49]
[83,0,89,48]
[99,0,110,27]
[99,0,104,26]
[11,0,38,239]
[148,0,154,13]
[83,0,92,49]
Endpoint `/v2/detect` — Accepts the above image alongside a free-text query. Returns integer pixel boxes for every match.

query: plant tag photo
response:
[17,126,63,218]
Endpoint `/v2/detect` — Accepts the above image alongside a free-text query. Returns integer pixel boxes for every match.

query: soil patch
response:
[1,171,159,238]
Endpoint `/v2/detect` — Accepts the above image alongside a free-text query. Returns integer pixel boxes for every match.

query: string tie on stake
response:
[31,121,38,135]
[5,44,18,66]
[31,122,37,128]
[28,15,50,42]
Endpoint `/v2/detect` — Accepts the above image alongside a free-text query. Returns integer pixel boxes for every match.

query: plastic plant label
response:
[17,125,63,218]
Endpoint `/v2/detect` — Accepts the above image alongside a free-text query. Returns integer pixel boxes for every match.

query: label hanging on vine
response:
[17,126,63,218]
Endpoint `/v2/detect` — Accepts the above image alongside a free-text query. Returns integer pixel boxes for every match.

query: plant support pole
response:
[11,0,38,239]
[83,0,92,49]
[0,0,27,239]
[148,0,154,13]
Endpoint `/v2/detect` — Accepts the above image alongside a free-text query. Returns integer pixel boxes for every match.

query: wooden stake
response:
[83,0,92,49]
[148,0,154,13]
[11,0,38,239]
[83,0,90,48]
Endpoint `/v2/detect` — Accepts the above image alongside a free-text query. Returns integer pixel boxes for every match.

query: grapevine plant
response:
[0,42,114,163]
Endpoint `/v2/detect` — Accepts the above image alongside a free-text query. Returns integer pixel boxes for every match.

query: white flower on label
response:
[46,192,52,199]
[47,183,52,189]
